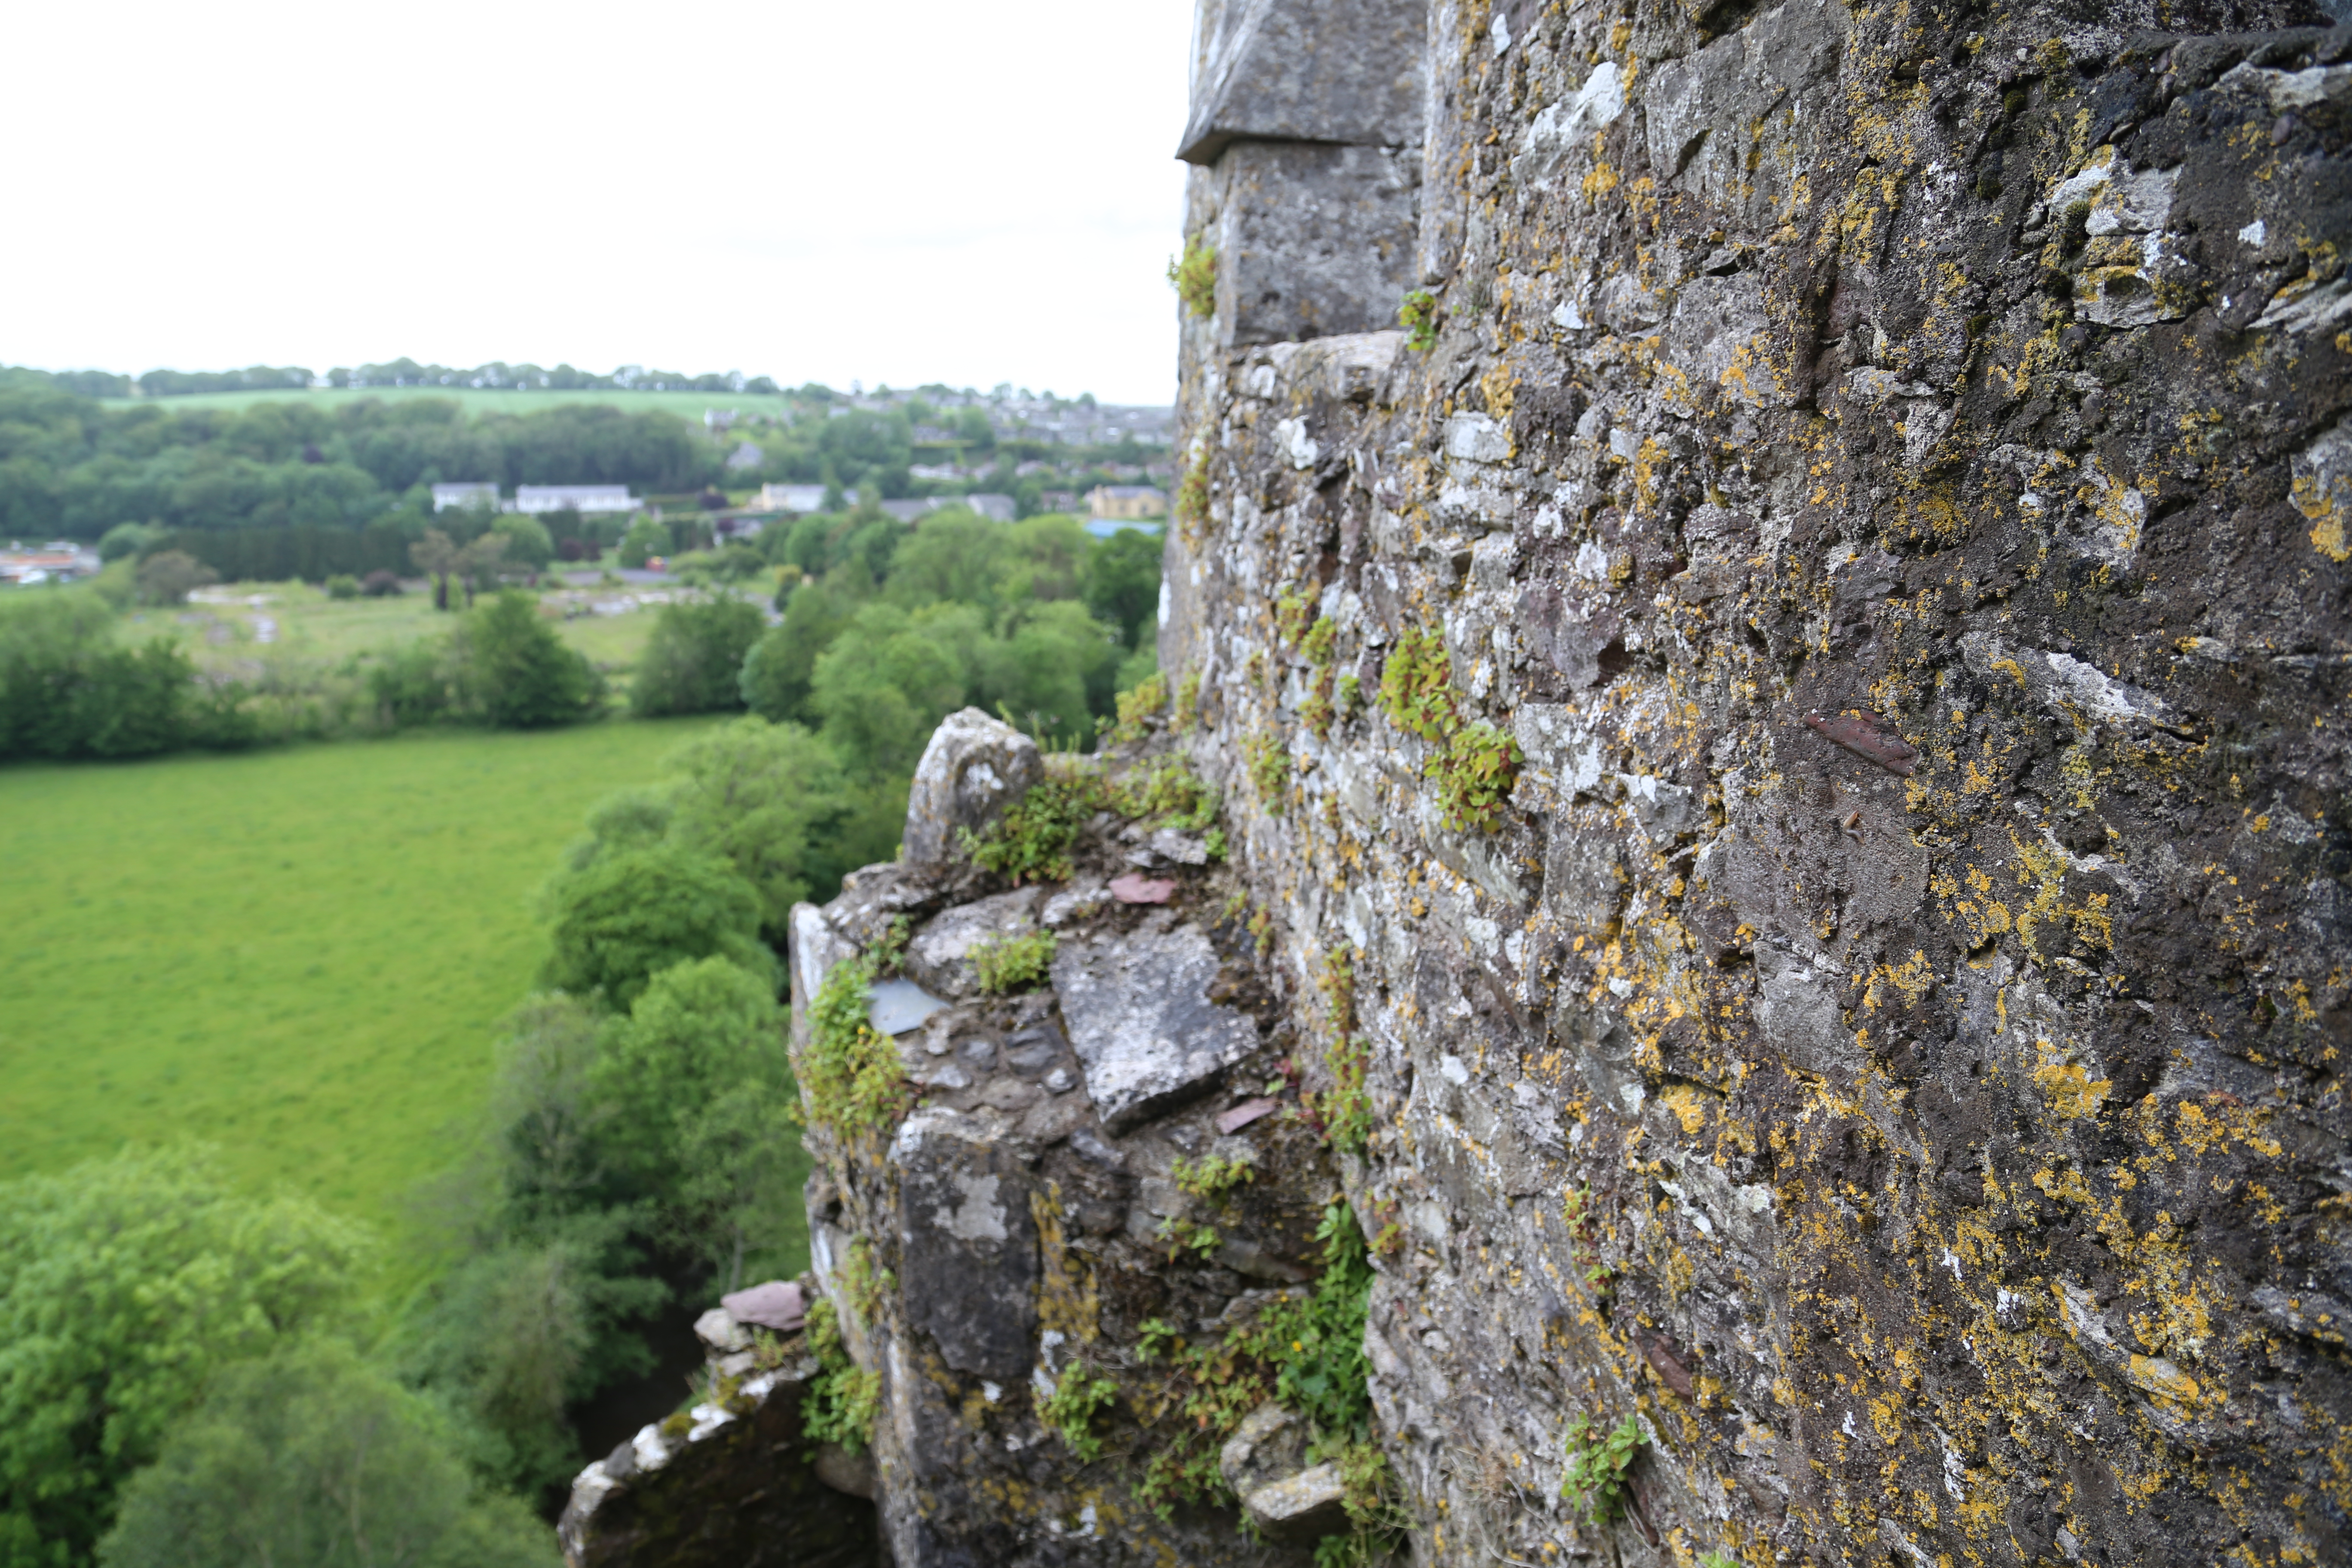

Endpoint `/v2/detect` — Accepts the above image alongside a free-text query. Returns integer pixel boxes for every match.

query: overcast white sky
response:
[3,1,1196,405]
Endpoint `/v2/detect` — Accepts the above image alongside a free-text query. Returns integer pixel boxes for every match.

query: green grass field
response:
[97,385,794,423]
[132,579,674,697]
[0,719,720,1283]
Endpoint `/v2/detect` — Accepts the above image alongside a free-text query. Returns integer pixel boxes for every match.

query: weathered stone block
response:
[901,707,1041,867]
[1048,924,1262,1131]
[1205,141,1420,346]
[889,1109,1039,1383]
[1179,0,1425,164]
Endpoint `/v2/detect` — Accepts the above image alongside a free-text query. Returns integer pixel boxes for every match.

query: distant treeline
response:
[0,371,711,541]
[0,368,1162,554]
[27,361,785,399]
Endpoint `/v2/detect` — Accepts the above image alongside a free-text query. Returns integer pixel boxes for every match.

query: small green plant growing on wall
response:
[802,921,911,1134]
[1135,1201,1399,1561]
[834,1234,896,1327]
[1559,1412,1644,1523]
[1108,672,1167,745]
[961,772,1100,884]
[971,928,1058,994]
[1172,669,1204,733]
[1375,626,1521,832]
[1398,289,1439,351]
[1171,1152,1256,1203]
[1245,733,1290,805]
[1157,1215,1222,1262]
[801,1296,882,1456]
[1115,755,1219,832]
[1313,949,1374,1153]
[1167,234,1218,318]
[1274,588,1317,648]
[1175,457,1212,547]
[1042,1361,1121,1462]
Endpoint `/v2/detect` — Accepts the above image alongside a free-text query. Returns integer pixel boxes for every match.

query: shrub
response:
[971,929,1058,994]
[539,846,773,1011]
[362,569,402,597]
[0,595,227,761]
[325,573,361,600]
[133,549,216,606]
[618,517,670,570]
[630,594,766,718]
[95,522,165,563]
[462,591,605,729]
[369,639,458,727]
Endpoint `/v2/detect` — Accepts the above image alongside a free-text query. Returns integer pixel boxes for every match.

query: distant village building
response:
[879,499,936,524]
[514,485,638,515]
[725,442,764,471]
[704,409,740,430]
[756,483,829,513]
[963,493,1015,523]
[909,425,959,445]
[908,463,963,482]
[1040,490,1079,513]
[0,543,101,584]
[1087,484,1167,520]
[431,481,500,512]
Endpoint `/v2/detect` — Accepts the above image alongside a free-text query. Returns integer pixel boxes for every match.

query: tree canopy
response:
[539,845,773,1010]
[98,1342,557,1568]
[0,1147,371,1565]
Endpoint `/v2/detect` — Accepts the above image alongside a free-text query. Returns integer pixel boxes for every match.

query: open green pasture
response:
[130,579,669,694]
[0,719,719,1279]
[97,385,793,423]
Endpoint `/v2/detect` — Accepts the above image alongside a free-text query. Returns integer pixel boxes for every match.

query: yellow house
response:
[1087,484,1168,520]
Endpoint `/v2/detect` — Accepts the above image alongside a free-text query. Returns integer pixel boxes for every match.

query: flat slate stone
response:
[721,1280,807,1333]
[1109,873,1179,904]
[1216,1097,1282,1134]
[868,977,949,1037]
[1047,925,1260,1132]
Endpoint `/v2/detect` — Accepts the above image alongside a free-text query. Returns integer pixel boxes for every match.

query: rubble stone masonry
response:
[1165,0,2350,1563]
[567,3,2350,1564]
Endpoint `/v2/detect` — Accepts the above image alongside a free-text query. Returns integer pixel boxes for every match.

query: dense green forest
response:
[0,366,1164,571]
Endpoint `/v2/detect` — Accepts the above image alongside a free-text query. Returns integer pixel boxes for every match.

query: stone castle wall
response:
[567,2,2350,1564]
[1164,0,2349,1563]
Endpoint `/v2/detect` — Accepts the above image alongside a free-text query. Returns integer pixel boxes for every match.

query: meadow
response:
[0,718,721,1287]
[131,578,683,700]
